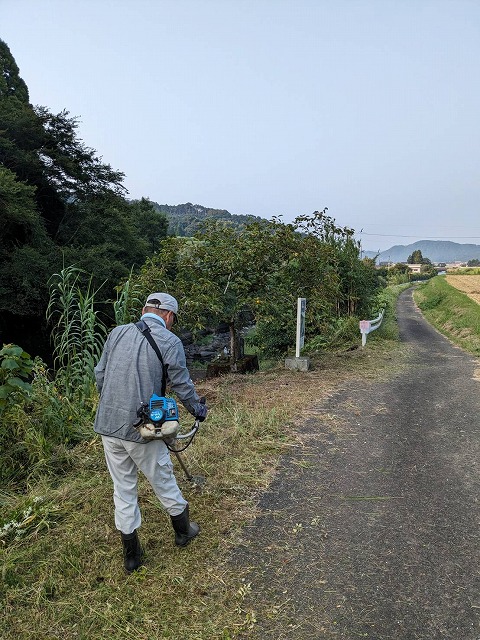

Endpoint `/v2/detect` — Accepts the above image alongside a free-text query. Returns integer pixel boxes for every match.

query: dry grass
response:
[445,275,480,305]
[0,339,408,640]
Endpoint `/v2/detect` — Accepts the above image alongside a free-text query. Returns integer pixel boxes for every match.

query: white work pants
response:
[101,435,187,534]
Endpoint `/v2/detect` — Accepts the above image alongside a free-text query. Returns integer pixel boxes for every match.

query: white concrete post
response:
[285,297,310,371]
[295,297,306,358]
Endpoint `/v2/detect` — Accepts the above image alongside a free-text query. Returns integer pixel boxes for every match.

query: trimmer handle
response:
[195,396,208,422]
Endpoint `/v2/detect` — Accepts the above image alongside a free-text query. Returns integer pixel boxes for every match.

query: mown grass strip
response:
[414,276,480,356]
[0,288,411,640]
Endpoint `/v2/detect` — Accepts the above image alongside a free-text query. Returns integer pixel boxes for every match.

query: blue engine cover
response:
[148,395,179,423]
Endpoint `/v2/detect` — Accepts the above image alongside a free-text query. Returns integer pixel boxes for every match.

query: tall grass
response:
[375,283,413,341]
[302,283,411,353]
[446,267,480,275]
[0,358,96,484]
[112,270,144,325]
[46,266,107,396]
[0,266,108,484]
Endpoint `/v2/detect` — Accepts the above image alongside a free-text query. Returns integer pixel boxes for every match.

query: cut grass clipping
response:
[1,288,409,640]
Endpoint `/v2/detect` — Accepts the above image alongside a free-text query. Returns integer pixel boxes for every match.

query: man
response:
[94,292,208,573]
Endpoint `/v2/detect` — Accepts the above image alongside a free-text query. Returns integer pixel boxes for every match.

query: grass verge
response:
[413,276,480,356]
[1,292,410,640]
[376,283,412,341]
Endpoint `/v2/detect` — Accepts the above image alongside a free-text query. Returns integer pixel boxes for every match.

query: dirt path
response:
[232,289,480,639]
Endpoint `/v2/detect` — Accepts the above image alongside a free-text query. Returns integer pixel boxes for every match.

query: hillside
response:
[145,204,480,264]
[151,202,265,236]
[364,240,480,263]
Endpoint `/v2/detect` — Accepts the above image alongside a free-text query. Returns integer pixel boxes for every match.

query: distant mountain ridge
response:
[150,202,264,237]
[364,240,480,264]
[147,202,480,263]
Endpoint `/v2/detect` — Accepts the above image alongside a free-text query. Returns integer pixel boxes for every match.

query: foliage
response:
[467,259,480,267]
[303,316,360,352]
[0,165,60,319]
[46,266,107,396]
[130,197,169,252]
[407,249,431,264]
[0,39,166,358]
[55,195,162,295]
[0,344,33,413]
[0,39,29,102]
[0,358,95,483]
[385,262,438,285]
[414,266,437,280]
[112,270,145,326]
[150,201,265,237]
[250,211,380,356]
[130,210,382,361]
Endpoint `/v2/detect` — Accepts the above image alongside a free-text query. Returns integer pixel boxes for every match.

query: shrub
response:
[303,316,360,353]
[0,344,33,414]
[0,357,95,483]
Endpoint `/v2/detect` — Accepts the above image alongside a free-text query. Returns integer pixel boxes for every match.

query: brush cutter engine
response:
[135,394,181,441]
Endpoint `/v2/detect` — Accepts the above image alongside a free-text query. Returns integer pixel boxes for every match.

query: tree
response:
[0,39,29,102]
[407,249,431,265]
[129,211,381,362]
[0,39,162,357]
[131,218,285,366]
[420,263,436,276]
[130,198,168,253]
[467,259,480,267]
[0,164,60,352]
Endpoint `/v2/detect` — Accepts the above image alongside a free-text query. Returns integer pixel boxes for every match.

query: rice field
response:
[445,275,480,305]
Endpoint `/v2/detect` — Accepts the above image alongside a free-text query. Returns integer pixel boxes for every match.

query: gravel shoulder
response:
[231,288,480,639]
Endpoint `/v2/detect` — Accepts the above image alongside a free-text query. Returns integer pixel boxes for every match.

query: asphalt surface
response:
[232,289,480,639]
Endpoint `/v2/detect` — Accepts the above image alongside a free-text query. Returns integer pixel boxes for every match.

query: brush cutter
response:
[169,416,206,487]
[134,396,206,487]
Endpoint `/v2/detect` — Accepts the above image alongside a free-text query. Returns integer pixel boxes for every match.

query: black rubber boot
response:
[121,529,143,573]
[170,505,200,547]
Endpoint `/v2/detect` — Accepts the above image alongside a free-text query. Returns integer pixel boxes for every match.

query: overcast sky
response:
[3,0,480,251]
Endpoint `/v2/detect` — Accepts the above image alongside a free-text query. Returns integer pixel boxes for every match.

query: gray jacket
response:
[94,315,201,442]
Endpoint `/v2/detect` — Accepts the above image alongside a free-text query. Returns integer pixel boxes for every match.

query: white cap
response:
[145,293,178,314]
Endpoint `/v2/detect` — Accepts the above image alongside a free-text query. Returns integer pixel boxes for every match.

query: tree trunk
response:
[229,319,244,372]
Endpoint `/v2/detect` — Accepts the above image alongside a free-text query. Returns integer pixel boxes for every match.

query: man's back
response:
[94,318,199,441]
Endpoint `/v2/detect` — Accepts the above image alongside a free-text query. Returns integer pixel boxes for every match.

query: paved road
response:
[232,289,480,639]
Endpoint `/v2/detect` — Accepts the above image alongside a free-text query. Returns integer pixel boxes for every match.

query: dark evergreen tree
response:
[129,198,168,253]
[0,39,29,102]
[0,39,166,357]
[407,249,432,265]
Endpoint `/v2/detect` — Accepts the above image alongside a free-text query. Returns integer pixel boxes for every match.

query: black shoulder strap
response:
[135,320,168,396]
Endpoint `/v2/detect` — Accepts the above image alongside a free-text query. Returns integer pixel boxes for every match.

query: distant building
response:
[406,264,422,273]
